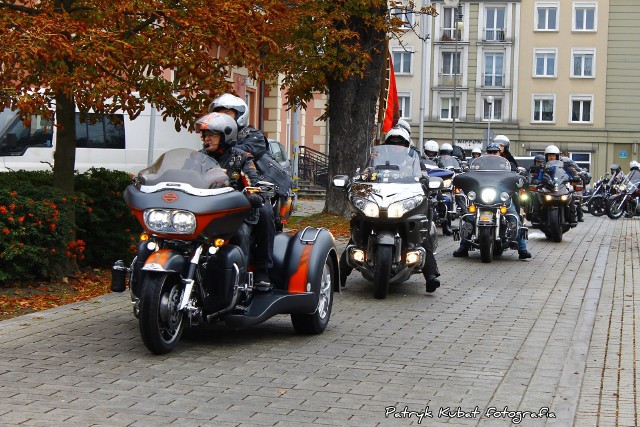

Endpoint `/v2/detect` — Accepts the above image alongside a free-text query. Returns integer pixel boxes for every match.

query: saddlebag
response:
[204,245,247,312]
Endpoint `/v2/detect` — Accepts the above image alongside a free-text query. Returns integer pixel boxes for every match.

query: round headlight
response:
[146,210,171,229]
[468,191,476,201]
[172,211,196,233]
[480,189,497,204]
[500,192,510,202]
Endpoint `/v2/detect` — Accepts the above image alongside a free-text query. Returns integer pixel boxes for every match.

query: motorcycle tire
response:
[606,197,625,220]
[588,196,607,217]
[478,227,494,264]
[549,209,563,242]
[139,272,185,355]
[493,243,504,257]
[373,245,392,299]
[291,254,335,334]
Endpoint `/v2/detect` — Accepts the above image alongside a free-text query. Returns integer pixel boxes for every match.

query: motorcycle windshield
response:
[454,157,524,195]
[439,155,461,171]
[137,148,228,189]
[626,170,640,185]
[366,145,423,183]
[543,160,570,185]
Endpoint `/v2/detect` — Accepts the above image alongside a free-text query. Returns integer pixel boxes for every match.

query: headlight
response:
[480,188,497,204]
[560,195,569,201]
[468,191,476,201]
[352,196,379,217]
[388,195,424,218]
[500,192,510,202]
[442,179,452,188]
[144,209,196,234]
[620,184,626,191]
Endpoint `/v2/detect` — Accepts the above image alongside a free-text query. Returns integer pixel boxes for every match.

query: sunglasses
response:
[200,130,218,139]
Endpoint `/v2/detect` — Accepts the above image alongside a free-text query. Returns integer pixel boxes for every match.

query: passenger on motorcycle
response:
[494,135,518,172]
[423,139,440,162]
[540,145,579,224]
[196,112,275,291]
[628,161,640,184]
[345,128,442,291]
[471,147,482,159]
[609,163,625,184]
[453,142,532,260]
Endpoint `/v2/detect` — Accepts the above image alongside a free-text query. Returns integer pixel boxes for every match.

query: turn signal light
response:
[500,206,508,214]
[468,205,477,213]
[214,238,225,247]
[140,233,149,241]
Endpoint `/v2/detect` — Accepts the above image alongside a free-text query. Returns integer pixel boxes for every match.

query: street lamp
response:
[444,0,461,147]
[486,95,494,147]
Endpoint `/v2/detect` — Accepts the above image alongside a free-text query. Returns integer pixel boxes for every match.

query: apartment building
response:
[391,0,640,174]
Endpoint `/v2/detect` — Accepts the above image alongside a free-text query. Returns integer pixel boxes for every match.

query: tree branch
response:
[0,2,42,15]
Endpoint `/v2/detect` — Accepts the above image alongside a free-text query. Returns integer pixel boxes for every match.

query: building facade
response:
[391,0,640,175]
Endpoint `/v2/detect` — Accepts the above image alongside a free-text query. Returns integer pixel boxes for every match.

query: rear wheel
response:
[606,197,625,220]
[291,254,334,334]
[478,227,494,263]
[588,196,607,217]
[549,209,563,242]
[373,245,392,299]
[139,273,184,355]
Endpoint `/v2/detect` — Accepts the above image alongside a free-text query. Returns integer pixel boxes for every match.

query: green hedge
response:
[0,169,141,284]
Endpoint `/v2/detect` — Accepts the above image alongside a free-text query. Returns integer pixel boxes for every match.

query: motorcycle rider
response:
[196,112,275,291]
[494,135,518,172]
[438,143,462,170]
[542,145,578,224]
[609,163,625,185]
[341,128,442,292]
[453,142,532,260]
[628,161,640,183]
[471,147,482,160]
[423,140,440,163]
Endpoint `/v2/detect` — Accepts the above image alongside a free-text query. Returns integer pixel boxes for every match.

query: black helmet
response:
[534,154,545,164]
[610,163,621,172]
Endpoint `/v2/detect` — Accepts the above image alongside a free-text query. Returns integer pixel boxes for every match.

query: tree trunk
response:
[325,14,386,216]
[53,90,77,245]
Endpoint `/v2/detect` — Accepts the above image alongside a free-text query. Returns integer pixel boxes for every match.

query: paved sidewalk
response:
[0,205,638,426]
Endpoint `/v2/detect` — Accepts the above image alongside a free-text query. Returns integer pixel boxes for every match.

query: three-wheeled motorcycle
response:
[112,149,338,354]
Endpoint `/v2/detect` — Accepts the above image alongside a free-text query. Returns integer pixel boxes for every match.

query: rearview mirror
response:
[332,175,349,188]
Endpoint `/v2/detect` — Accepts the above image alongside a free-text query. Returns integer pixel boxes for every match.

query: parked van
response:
[0,105,199,173]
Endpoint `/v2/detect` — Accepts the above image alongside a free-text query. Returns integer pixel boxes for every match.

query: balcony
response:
[483,29,506,42]
[481,74,505,88]
[438,73,463,87]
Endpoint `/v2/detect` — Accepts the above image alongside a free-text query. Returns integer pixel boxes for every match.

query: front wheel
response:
[588,196,607,217]
[372,245,393,299]
[548,209,563,242]
[478,227,494,263]
[291,254,334,334]
[606,197,625,220]
[139,273,185,355]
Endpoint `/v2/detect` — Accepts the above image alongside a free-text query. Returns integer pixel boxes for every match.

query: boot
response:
[518,250,532,260]
[254,268,272,292]
[453,248,469,257]
[424,274,441,293]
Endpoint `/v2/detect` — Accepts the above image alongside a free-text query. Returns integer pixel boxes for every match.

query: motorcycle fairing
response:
[142,249,187,274]
[454,171,524,196]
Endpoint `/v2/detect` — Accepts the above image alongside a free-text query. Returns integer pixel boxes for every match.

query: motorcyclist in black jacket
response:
[196,112,275,291]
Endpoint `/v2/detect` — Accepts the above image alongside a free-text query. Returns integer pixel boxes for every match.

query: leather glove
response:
[246,193,264,208]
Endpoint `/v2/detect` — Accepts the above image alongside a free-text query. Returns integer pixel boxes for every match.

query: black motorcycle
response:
[606,174,640,219]
[332,145,442,299]
[453,156,527,263]
[530,160,576,242]
[111,149,338,354]
[583,174,611,216]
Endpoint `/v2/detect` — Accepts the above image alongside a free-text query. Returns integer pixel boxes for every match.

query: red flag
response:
[382,53,400,133]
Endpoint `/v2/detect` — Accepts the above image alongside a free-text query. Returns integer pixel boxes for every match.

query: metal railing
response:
[298,145,328,187]
[438,73,463,87]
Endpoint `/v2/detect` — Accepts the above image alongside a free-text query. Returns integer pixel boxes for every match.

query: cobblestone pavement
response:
[0,203,638,426]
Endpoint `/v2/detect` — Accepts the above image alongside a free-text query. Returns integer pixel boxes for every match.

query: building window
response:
[532,95,555,123]
[570,95,593,123]
[392,48,413,75]
[440,97,459,121]
[441,6,463,40]
[574,3,596,31]
[570,152,591,171]
[442,52,461,75]
[571,49,595,78]
[391,6,414,29]
[398,92,411,119]
[485,6,506,41]
[534,49,557,77]
[536,3,558,31]
[75,114,126,149]
[483,53,504,87]
[483,98,503,121]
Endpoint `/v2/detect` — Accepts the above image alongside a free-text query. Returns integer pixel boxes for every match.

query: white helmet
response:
[471,147,482,155]
[195,112,238,148]
[544,145,560,156]
[630,160,640,170]
[439,143,453,155]
[493,134,510,150]
[384,127,411,147]
[424,140,439,157]
[394,119,411,134]
[208,93,249,128]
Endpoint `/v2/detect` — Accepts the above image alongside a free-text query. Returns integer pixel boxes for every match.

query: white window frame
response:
[442,51,461,76]
[535,2,559,31]
[533,49,557,78]
[483,52,504,87]
[484,6,506,41]
[398,92,412,119]
[440,96,460,121]
[391,47,414,75]
[571,48,595,78]
[532,94,556,123]
[391,6,414,29]
[483,97,503,121]
[441,5,463,40]
[569,95,593,124]
[570,152,592,171]
[573,2,597,32]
